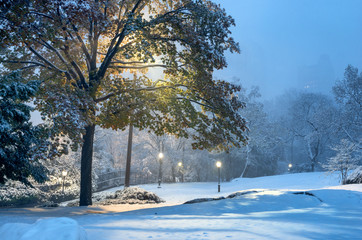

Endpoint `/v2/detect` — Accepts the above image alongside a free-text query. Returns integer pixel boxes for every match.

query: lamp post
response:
[288,163,293,172]
[158,152,164,188]
[216,161,222,192]
[178,161,184,182]
[61,170,67,194]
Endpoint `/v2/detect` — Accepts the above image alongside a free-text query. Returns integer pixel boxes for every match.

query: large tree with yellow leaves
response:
[0,0,247,206]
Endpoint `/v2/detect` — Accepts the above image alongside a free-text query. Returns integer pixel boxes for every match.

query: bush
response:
[0,180,80,207]
[345,166,362,184]
[0,182,44,207]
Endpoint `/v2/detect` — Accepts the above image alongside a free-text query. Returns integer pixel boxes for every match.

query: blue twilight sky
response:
[212,0,362,100]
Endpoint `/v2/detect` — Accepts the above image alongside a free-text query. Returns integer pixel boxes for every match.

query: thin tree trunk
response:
[291,136,294,164]
[240,145,250,178]
[79,124,96,206]
[181,144,185,182]
[171,165,176,182]
[124,123,133,188]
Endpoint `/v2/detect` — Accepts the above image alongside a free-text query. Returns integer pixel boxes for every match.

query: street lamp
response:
[61,170,67,194]
[158,152,164,188]
[178,162,184,182]
[216,161,222,192]
[288,163,293,172]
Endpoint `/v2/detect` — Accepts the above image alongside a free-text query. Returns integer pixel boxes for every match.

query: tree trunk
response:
[79,124,96,206]
[171,165,176,182]
[181,144,185,182]
[124,123,133,188]
[240,145,250,178]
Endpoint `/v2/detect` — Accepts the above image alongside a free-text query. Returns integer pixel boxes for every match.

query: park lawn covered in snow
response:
[0,172,361,240]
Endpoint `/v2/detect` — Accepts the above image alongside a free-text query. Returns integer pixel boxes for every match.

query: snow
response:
[1,172,361,240]
[0,217,87,240]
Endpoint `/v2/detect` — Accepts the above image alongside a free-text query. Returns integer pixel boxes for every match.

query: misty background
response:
[213,0,362,100]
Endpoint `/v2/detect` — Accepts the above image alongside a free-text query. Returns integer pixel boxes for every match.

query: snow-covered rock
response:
[0,217,87,240]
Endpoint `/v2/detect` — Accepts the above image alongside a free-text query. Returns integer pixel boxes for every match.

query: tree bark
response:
[181,144,185,182]
[79,124,96,206]
[171,165,176,182]
[240,145,250,178]
[124,123,133,188]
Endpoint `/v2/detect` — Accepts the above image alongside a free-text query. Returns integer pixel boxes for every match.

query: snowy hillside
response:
[0,172,361,240]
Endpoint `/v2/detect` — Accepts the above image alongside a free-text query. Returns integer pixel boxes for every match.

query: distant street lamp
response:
[288,163,293,172]
[158,152,164,188]
[216,161,222,192]
[61,170,67,194]
[178,161,184,182]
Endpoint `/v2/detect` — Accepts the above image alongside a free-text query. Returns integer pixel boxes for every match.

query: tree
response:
[235,85,279,178]
[333,65,362,142]
[266,90,300,169]
[289,92,336,171]
[0,72,47,185]
[0,0,247,205]
[324,139,360,184]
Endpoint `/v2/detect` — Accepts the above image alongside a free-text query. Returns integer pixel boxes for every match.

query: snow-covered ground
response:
[1,172,361,240]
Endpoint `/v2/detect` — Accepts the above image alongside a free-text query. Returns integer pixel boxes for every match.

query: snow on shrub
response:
[67,186,164,206]
[0,180,79,207]
[324,139,360,184]
[109,186,164,203]
[0,182,44,206]
[345,166,362,184]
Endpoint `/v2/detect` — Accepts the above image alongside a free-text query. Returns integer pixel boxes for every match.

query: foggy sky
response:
[212,0,362,100]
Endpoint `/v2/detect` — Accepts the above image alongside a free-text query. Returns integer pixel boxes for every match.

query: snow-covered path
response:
[1,172,362,240]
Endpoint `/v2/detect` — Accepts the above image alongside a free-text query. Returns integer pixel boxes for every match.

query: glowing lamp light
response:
[216,161,222,192]
[61,170,67,194]
[158,152,164,188]
[288,163,293,168]
[178,162,182,167]
[216,161,222,168]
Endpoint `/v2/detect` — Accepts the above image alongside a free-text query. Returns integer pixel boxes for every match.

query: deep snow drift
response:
[0,172,361,240]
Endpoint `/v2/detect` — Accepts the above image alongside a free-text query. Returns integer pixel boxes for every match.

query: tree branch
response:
[27,45,67,74]
[110,60,145,64]
[35,39,79,81]
[71,24,91,67]
[2,60,49,69]
[27,10,54,20]
[95,93,115,103]
[172,97,215,110]
[95,83,185,103]
[61,47,88,89]
[109,64,167,69]
[97,0,143,82]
